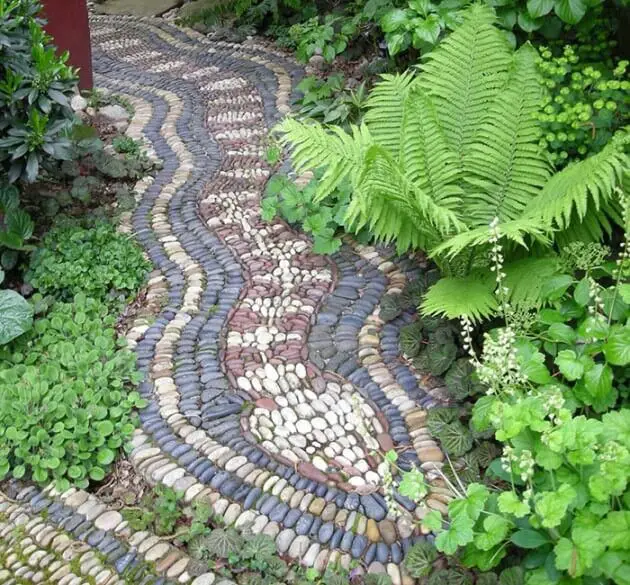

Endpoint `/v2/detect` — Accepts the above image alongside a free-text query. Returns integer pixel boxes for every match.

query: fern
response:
[276,4,628,322]
[421,273,497,322]
[462,44,550,228]
[418,3,511,165]
[526,130,630,231]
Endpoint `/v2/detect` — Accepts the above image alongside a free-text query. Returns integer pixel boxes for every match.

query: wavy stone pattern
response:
[0,16,453,583]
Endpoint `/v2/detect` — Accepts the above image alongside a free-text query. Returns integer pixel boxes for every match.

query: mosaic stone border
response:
[1,16,453,584]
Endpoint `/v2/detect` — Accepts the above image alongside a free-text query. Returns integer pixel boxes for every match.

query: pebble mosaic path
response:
[0,16,453,584]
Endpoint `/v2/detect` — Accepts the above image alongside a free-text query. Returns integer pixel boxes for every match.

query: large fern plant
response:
[276,3,629,322]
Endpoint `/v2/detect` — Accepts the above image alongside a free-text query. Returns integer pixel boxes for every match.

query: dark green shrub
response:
[0,293,146,489]
[0,0,78,182]
[28,221,150,303]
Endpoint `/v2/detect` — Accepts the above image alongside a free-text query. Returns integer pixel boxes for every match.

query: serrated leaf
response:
[603,324,630,366]
[555,349,584,381]
[497,491,529,518]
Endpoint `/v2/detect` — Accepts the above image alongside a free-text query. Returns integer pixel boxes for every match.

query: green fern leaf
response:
[364,70,416,159]
[418,3,512,164]
[431,217,551,261]
[463,44,550,227]
[502,255,559,308]
[527,130,630,230]
[421,273,497,322]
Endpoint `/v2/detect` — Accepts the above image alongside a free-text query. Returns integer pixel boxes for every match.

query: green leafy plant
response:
[296,74,368,128]
[0,293,145,489]
[290,15,357,63]
[536,43,629,167]
[276,4,630,322]
[0,182,35,340]
[27,221,150,304]
[380,0,466,56]
[405,540,438,577]
[112,135,142,156]
[0,0,78,182]
[262,173,370,254]
[122,485,184,535]
[417,219,630,582]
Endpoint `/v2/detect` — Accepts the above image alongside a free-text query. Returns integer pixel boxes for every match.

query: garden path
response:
[0,16,450,585]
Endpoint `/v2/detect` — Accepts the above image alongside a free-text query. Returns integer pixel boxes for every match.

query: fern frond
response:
[421,272,497,322]
[463,44,551,227]
[418,3,512,164]
[275,118,371,201]
[348,144,465,252]
[431,218,551,260]
[364,71,416,159]
[401,88,463,206]
[527,130,630,230]
[502,256,559,308]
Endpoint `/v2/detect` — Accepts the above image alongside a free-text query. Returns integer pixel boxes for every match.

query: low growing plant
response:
[122,485,184,535]
[295,74,368,128]
[28,221,150,304]
[0,293,146,489]
[262,173,371,254]
[380,0,465,56]
[0,182,35,344]
[398,212,630,584]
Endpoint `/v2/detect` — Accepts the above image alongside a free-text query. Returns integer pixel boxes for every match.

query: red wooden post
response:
[41,0,93,90]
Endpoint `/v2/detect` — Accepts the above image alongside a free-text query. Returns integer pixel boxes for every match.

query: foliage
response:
[0,293,145,490]
[405,540,438,577]
[262,173,370,254]
[289,15,355,63]
[0,182,35,344]
[27,221,150,304]
[536,42,629,167]
[422,226,630,583]
[276,4,630,322]
[380,0,465,56]
[122,486,184,535]
[112,135,143,156]
[0,182,35,278]
[0,0,78,182]
[296,74,368,128]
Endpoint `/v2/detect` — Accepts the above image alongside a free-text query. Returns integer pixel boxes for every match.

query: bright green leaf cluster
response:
[28,221,150,305]
[262,174,369,254]
[535,42,629,167]
[0,293,145,490]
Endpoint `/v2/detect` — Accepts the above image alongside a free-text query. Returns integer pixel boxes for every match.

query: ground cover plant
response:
[0,293,146,490]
